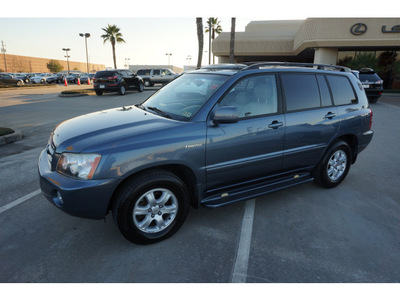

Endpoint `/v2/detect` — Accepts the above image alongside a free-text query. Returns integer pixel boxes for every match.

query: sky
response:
[1,0,398,70]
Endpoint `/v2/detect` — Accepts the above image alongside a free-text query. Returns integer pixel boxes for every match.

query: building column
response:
[313,48,338,65]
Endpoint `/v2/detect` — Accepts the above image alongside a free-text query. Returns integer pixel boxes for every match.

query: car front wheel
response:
[112,169,190,244]
[314,140,352,188]
[137,82,144,92]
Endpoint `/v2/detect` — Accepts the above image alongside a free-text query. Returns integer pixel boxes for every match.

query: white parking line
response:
[0,189,41,214]
[231,199,256,283]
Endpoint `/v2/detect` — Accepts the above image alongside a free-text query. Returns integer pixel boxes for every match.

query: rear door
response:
[206,74,285,190]
[151,69,162,84]
[281,73,339,171]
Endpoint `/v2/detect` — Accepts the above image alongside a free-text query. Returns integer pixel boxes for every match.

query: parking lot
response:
[0,85,399,283]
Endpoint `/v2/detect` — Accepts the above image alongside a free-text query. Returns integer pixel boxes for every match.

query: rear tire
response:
[112,169,190,244]
[314,140,352,188]
[95,90,103,96]
[119,84,126,95]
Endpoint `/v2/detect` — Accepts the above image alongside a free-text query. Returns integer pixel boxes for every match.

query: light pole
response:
[186,55,192,70]
[79,33,90,73]
[166,53,172,65]
[62,48,71,74]
[1,40,7,72]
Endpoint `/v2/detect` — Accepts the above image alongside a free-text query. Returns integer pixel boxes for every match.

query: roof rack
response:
[242,62,351,72]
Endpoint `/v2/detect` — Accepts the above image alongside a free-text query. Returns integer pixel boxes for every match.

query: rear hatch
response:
[94,71,118,85]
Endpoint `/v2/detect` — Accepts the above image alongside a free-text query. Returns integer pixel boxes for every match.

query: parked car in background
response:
[0,73,25,85]
[65,73,82,84]
[359,68,383,104]
[93,69,144,95]
[45,74,60,84]
[14,73,30,83]
[39,62,374,244]
[136,68,179,87]
[30,73,54,84]
[79,73,92,84]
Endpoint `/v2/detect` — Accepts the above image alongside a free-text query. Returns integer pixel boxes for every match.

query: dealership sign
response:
[351,23,400,35]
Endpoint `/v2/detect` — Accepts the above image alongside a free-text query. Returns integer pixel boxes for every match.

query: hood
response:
[52,106,180,153]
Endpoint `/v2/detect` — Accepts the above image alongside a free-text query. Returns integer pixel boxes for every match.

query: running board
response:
[201,173,314,208]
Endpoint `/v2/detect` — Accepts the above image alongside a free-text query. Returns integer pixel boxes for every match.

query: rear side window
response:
[326,75,357,105]
[282,74,320,111]
[317,75,332,107]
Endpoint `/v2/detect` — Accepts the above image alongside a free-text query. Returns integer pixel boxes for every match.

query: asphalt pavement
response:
[0,86,399,283]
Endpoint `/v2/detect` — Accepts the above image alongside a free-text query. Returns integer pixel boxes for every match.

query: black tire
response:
[314,140,352,188]
[368,97,379,104]
[95,90,103,96]
[112,169,190,244]
[119,84,127,95]
[137,82,144,92]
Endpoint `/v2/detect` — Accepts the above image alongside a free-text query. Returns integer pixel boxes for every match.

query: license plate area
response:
[100,85,105,89]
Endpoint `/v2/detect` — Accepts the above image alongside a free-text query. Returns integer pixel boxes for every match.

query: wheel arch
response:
[108,164,199,214]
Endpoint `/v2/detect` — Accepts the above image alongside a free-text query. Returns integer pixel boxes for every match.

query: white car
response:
[30,73,54,84]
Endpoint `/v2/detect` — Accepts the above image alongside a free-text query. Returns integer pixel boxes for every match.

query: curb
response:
[0,129,23,145]
[58,93,90,97]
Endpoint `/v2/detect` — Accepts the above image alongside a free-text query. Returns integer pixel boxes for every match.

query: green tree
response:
[101,24,126,69]
[47,60,63,73]
[205,18,222,64]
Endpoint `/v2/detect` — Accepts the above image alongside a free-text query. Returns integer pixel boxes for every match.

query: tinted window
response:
[153,70,161,76]
[219,74,278,118]
[137,69,150,75]
[95,71,116,78]
[327,75,357,105]
[282,74,320,111]
[359,73,381,82]
[317,75,332,107]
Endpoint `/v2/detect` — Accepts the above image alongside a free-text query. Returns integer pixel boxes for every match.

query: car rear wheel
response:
[368,97,379,104]
[144,79,152,87]
[314,140,351,188]
[95,90,103,96]
[112,169,190,244]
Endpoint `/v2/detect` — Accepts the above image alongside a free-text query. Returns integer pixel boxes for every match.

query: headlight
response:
[56,153,101,180]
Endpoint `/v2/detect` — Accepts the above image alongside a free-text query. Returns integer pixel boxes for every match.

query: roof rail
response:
[242,62,351,72]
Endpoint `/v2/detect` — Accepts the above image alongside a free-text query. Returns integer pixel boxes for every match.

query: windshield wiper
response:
[146,106,173,119]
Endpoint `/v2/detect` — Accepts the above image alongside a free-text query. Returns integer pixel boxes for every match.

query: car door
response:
[161,69,174,84]
[206,74,285,190]
[152,69,162,83]
[121,70,133,88]
[280,73,339,171]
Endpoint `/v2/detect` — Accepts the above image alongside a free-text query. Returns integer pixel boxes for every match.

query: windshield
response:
[142,73,229,121]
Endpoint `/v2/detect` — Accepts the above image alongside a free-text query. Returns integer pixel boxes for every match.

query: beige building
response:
[0,53,105,73]
[213,18,400,88]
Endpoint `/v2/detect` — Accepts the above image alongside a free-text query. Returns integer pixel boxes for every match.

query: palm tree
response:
[196,18,204,69]
[229,18,236,63]
[101,24,126,69]
[205,18,223,64]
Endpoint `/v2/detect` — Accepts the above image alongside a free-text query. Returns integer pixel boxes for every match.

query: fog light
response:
[53,190,64,207]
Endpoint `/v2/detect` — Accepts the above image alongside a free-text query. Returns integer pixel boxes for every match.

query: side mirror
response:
[213,106,239,124]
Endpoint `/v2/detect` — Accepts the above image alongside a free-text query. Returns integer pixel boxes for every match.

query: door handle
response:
[268,121,283,129]
[324,112,336,119]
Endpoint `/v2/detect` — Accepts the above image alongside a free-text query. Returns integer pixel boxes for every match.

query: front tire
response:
[137,82,144,92]
[112,170,190,244]
[314,140,352,188]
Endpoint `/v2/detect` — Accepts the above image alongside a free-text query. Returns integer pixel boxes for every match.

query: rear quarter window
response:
[326,75,357,106]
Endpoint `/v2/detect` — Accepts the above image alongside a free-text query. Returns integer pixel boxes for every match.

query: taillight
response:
[107,76,118,80]
[369,108,373,130]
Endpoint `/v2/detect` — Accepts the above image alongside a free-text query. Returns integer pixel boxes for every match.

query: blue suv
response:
[38,62,374,244]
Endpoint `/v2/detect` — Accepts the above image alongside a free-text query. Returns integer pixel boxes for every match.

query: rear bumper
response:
[38,149,119,220]
[358,130,374,154]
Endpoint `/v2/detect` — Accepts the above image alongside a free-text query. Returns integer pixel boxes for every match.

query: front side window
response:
[282,74,320,112]
[153,70,161,76]
[142,73,229,121]
[219,74,278,118]
[327,75,357,106]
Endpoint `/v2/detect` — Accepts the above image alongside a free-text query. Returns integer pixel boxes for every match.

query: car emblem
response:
[350,23,367,35]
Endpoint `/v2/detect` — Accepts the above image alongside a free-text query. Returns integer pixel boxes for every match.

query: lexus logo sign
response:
[351,23,368,35]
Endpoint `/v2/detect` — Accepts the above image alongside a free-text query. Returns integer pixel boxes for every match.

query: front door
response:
[206,74,285,191]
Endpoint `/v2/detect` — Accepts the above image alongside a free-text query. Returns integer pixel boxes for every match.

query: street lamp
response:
[166,53,172,65]
[62,48,71,74]
[79,33,90,73]
[1,40,7,72]
[186,55,192,70]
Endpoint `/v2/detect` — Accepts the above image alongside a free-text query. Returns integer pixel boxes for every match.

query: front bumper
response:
[38,149,119,220]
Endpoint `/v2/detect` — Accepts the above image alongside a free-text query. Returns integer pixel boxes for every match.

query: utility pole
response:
[1,40,7,72]
[62,48,71,74]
